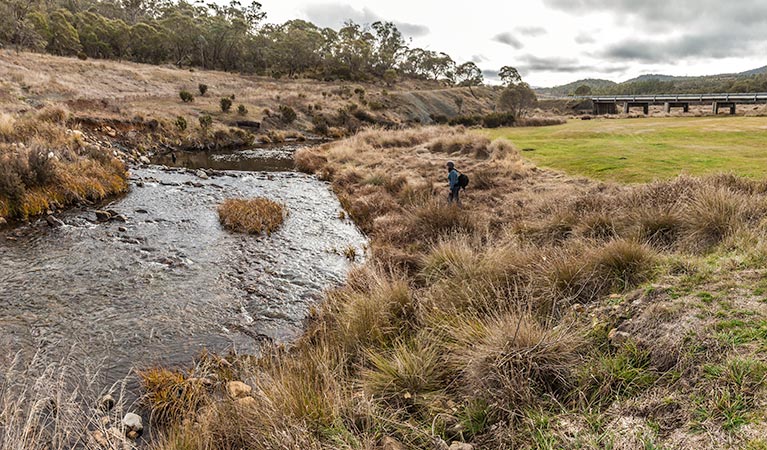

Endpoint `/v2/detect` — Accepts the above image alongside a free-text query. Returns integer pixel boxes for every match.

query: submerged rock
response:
[98,394,115,411]
[46,215,64,228]
[95,210,112,222]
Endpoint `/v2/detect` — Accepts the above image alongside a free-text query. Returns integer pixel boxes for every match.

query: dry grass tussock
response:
[148,127,767,449]
[0,106,127,220]
[0,351,133,450]
[217,197,286,235]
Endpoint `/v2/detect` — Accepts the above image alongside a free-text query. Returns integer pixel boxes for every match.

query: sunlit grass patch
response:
[218,197,286,235]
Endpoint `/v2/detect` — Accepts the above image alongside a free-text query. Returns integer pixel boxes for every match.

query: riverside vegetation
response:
[130,125,767,449]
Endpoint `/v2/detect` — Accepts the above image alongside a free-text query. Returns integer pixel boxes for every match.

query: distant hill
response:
[536,78,617,96]
[738,65,767,77]
[539,64,767,96]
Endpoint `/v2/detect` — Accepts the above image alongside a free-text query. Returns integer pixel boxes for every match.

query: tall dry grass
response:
[0,351,132,450]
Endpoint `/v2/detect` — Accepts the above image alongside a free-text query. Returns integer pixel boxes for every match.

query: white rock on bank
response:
[139,155,151,165]
[195,169,209,180]
[122,412,143,437]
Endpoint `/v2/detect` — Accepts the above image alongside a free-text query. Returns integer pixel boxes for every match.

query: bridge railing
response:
[582,93,767,103]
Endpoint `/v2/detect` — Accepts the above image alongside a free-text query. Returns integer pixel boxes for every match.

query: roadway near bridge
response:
[588,93,767,115]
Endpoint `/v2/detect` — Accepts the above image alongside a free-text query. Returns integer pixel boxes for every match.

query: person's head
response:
[446,161,455,171]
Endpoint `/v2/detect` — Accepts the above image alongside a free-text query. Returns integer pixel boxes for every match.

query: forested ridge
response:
[0,0,487,86]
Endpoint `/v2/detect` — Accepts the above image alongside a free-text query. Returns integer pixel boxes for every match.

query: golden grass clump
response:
[218,197,286,235]
[138,367,212,427]
[451,314,582,409]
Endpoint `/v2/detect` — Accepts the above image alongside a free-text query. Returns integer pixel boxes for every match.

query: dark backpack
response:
[457,173,469,189]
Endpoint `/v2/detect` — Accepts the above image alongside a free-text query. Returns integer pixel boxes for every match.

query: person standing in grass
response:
[447,161,461,206]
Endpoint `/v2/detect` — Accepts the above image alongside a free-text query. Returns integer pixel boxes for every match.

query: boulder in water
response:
[95,210,112,222]
[46,215,64,228]
[139,155,151,165]
[195,169,209,180]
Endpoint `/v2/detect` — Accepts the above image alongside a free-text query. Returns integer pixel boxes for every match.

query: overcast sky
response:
[251,0,767,87]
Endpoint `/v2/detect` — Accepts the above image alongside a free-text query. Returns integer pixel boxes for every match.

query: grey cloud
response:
[574,33,595,44]
[543,0,767,27]
[471,54,488,63]
[602,29,766,63]
[517,26,547,37]
[303,3,430,37]
[517,54,627,74]
[492,32,523,49]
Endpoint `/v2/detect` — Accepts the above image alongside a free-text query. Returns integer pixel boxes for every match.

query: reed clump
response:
[218,197,287,235]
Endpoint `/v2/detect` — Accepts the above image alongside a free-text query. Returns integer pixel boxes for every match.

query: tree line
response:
[0,0,490,86]
[571,75,767,97]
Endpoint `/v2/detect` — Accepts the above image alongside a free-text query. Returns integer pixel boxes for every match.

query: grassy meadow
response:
[485,116,767,183]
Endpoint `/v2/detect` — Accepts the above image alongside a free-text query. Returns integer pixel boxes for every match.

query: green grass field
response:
[484,116,767,183]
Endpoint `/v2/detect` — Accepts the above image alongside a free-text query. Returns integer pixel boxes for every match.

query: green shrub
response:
[198,84,208,96]
[237,104,248,116]
[482,112,516,128]
[175,116,188,131]
[312,115,329,135]
[279,105,297,124]
[220,97,232,112]
[180,90,194,103]
[198,114,213,129]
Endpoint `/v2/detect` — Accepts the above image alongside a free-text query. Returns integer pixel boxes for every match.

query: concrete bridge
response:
[587,93,767,115]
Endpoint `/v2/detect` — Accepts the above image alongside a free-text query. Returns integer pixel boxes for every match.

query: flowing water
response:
[0,145,365,380]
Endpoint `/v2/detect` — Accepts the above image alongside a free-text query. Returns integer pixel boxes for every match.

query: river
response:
[0,145,366,380]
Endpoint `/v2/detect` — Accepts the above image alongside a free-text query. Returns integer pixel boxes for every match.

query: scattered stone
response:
[139,156,151,165]
[135,209,149,214]
[98,394,115,411]
[46,215,65,228]
[121,412,143,437]
[226,380,252,399]
[95,210,112,222]
[382,436,407,450]
[6,236,17,241]
[0,217,6,226]
[608,328,631,347]
[112,215,127,223]
[449,443,473,450]
[195,169,209,180]
[91,430,108,447]
[127,430,139,440]
[118,226,127,233]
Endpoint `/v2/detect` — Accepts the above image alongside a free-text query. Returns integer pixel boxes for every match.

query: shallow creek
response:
[0,145,366,379]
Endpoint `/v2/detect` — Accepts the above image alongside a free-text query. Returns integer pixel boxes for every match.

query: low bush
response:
[279,105,297,124]
[198,114,213,129]
[237,104,248,116]
[180,90,194,103]
[175,116,188,131]
[481,112,516,128]
[220,97,232,112]
[198,84,208,96]
[218,197,286,235]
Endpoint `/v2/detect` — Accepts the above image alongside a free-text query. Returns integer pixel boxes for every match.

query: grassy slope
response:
[485,117,767,183]
[0,50,497,134]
